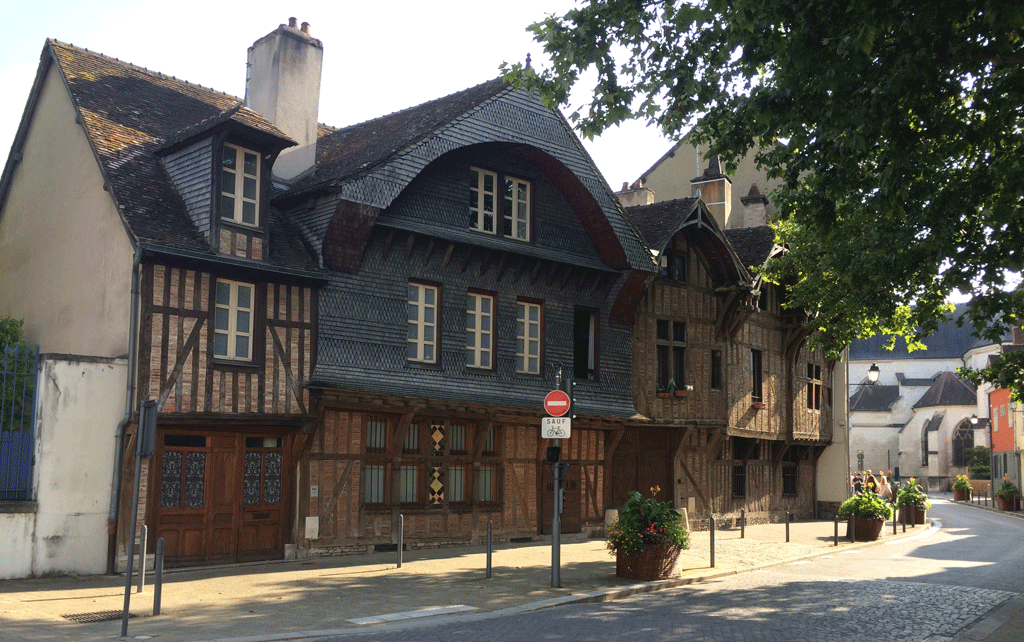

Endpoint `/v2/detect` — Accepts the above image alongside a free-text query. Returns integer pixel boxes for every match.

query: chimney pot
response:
[288,17,297,28]
[301,22,311,35]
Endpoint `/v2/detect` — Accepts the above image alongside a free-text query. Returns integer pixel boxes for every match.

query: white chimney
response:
[246,19,323,182]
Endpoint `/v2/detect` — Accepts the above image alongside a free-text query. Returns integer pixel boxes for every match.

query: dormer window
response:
[469,167,531,241]
[221,144,260,226]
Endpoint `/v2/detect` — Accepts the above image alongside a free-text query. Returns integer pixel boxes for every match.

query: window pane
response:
[477,466,493,502]
[529,306,539,322]
[424,345,434,361]
[222,170,236,194]
[656,320,669,341]
[673,322,686,342]
[220,194,235,215]
[235,337,249,359]
[214,332,228,356]
[424,287,435,305]
[216,281,231,305]
[236,310,250,333]
[222,148,236,168]
[243,176,257,200]
[408,285,419,302]
[214,307,229,331]
[242,202,256,224]
[483,173,493,193]
[480,353,490,368]
[243,152,258,175]
[449,466,465,502]
[237,285,252,309]
[365,465,384,503]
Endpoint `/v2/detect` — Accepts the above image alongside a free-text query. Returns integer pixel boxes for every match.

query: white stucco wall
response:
[0,63,133,356]
[0,356,126,579]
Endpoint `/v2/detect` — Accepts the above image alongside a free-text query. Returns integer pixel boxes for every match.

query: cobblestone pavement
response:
[322,569,1017,642]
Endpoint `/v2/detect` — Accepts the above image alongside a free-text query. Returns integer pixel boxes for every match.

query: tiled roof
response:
[45,40,318,272]
[623,197,698,251]
[723,226,777,272]
[850,384,900,412]
[912,371,977,408]
[850,303,1007,360]
[290,78,509,194]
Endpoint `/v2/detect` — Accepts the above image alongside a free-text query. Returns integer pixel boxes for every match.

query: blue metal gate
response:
[1,344,38,501]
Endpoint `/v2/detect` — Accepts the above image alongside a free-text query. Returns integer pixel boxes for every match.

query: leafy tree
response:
[507,1,1023,370]
[964,446,991,480]
[1,315,35,432]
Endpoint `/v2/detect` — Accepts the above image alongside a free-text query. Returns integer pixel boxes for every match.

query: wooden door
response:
[238,435,288,561]
[539,463,581,534]
[608,429,674,510]
[153,430,287,565]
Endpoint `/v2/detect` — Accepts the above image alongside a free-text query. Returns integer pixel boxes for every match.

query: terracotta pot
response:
[953,489,969,502]
[997,496,1017,511]
[898,505,927,524]
[615,544,683,580]
[847,515,885,541]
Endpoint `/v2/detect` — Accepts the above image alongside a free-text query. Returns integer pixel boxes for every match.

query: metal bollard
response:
[740,508,745,539]
[911,505,916,528]
[709,515,716,568]
[486,520,492,579]
[397,514,404,568]
[850,514,856,542]
[892,511,897,535]
[833,514,839,547]
[785,512,791,543]
[137,525,147,593]
[153,538,164,616]
[902,505,907,532]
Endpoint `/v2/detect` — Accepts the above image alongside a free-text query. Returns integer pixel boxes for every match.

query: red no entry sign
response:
[544,390,571,416]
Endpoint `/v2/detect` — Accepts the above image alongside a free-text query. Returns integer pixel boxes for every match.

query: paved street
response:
[1,497,1021,641]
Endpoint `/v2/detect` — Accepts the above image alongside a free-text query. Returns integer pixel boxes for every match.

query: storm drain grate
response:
[61,611,135,624]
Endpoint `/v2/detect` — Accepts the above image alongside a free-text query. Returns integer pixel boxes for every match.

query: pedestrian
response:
[878,474,893,502]
[864,473,878,494]
[852,471,863,494]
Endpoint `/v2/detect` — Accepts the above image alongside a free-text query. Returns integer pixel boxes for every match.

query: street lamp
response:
[846,362,881,496]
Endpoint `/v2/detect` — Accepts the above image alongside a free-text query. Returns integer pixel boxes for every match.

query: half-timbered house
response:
[0,20,657,571]
[622,194,834,525]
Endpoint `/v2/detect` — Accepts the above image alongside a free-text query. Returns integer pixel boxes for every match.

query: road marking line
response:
[348,605,479,625]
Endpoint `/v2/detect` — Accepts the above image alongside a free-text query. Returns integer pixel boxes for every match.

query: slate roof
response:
[723,226,778,273]
[624,197,752,290]
[912,371,977,409]
[27,40,320,274]
[291,78,509,194]
[850,304,1007,361]
[850,384,900,412]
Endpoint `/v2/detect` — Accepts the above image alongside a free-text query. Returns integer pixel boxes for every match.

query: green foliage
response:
[964,446,992,479]
[1,315,36,433]
[895,477,931,510]
[607,486,690,555]
[952,474,972,492]
[511,1,1024,379]
[960,352,1024,404]
[837,490,893,520]
[996,476,1020,500]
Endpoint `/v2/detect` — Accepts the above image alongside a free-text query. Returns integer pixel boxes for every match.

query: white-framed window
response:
[221,144,260,226]
[469,167,530,241]
[503,177,531,241]
[407,282,438,363]
[806,364,822,410]
[466,293,494,369]
[469,168,497,234]
[214,280,254,361]
[516,301,542,374]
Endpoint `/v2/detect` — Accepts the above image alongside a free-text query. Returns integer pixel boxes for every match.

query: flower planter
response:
[847,516,884,541]
[997,496,1017,511]
[673,390,689,398]
[898,505,927,524]
[953,489,969,502]
[615,544,683,580]
[657,392,672,398]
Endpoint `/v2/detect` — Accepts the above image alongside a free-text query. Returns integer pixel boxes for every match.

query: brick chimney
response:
[740,184,770,227]
[690,156,732,228]
[246,18,323,182]
[615,179,655,208]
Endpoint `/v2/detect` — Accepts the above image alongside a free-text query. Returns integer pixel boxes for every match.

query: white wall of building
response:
[0,356,126,579]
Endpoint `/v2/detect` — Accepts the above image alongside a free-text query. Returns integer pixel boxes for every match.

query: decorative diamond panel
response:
[429,465,444,505]
[430,424,445,456]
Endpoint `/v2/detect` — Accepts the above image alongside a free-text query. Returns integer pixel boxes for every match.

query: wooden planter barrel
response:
[953,489,969,501]
[997,496,1017,511]
[898,505,927,524]
[847,516,885,541]
[615,544,683,580]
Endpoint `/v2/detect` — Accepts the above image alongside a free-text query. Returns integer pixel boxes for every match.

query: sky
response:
[0,0,673,191]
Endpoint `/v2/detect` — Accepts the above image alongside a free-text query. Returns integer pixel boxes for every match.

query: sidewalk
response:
[0,509,1013,642]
